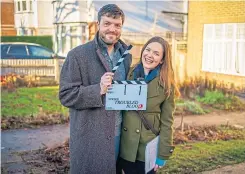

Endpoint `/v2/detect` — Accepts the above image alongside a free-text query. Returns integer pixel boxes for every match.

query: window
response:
[82,26,86,33]
[71,37,77,49]
[28,46,53,58]
[22,1,27,11]
[202,23,245,76]
[70,26,78,48]
[82,25,87,43]
[70,26,77,34]
[1,44,10,56]
[17,1,21,11]
[8,45,27,56]
[15,0,33,12]
[30,0,32,11]
[62,26,67,53]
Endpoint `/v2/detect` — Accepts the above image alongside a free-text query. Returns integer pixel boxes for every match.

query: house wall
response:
[36,0,53,35]
[186,1,245,88]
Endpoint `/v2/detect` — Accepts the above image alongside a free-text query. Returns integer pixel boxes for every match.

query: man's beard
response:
[99,31,120,45]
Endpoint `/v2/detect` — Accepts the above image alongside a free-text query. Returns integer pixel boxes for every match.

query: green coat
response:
[120,68,175,162]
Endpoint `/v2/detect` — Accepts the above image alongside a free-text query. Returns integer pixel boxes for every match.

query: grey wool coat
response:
[59,33,132,174]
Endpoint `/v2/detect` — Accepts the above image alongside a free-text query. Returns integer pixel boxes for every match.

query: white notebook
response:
[145,135,159,173]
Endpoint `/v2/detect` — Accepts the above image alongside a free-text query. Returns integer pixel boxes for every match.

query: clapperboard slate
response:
[105,80,148,110]
[105,45,148,110]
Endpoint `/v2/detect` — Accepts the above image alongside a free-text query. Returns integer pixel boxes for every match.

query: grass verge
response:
[160,139,245,173]
[175,99,210,115]
[1,86,69,129]
[196,90,245,111]
[1,86,68,117]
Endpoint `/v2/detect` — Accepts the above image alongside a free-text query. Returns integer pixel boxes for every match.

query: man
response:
[59,4,132,174]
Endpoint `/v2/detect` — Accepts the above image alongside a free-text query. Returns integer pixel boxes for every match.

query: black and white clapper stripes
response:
[112,80,146,85]
[112,45,133,73]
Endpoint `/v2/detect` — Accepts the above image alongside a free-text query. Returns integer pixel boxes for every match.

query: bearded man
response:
[59,4,132,174]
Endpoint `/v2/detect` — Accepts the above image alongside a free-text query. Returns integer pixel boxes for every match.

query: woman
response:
[119,36,179,174]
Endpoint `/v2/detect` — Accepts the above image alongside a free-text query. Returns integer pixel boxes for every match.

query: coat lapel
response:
[93,33,111,72]
[96,48,111,72]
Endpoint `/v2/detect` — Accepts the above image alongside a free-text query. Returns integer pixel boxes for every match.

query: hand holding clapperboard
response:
[105,45,148,110]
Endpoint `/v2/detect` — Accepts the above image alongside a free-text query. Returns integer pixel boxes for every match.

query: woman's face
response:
[141,42,164,71]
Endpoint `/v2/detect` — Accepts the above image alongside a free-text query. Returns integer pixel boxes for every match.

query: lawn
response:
[1,86,244,129]
[1,86,68,117]
[1,86,69,129]
[160,139,245,173]
[2,87,244,117]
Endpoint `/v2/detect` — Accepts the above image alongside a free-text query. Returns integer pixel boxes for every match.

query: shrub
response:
[197,90,245,111]
[196,91,225,104]
[176,100,207,115]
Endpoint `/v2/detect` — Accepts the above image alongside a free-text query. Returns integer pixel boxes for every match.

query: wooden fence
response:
[1,58,64,84]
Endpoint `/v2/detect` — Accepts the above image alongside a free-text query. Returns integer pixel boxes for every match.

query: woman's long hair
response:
[139,36,180,97]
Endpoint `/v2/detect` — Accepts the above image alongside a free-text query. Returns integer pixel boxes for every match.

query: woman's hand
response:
[100,72,114,95]
[154,158,166,171]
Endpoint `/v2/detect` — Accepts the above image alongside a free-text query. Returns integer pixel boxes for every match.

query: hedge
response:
[1,36,53,50]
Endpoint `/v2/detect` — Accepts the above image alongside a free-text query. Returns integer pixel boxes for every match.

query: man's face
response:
[98,15,123,45]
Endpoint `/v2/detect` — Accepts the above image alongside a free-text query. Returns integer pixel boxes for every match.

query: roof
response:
[0,42,42,46]
[93,1,187,33]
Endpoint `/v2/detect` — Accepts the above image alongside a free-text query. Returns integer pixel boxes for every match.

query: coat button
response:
[107,135,112,140]
[136,129,140,133]
[123,127,127,131]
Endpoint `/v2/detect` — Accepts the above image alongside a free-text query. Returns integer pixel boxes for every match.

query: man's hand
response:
[100,72,114,95]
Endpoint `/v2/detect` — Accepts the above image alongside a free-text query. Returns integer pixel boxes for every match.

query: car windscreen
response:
[8,45,28,56]
[1,44,10,56]
[28,45,53,58]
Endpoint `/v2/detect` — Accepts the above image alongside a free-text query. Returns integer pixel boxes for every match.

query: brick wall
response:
[186,1,245,88]
[1,0,16,36]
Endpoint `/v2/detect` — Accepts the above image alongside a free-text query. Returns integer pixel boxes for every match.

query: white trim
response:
[201,69,245,77]
[202,23,245,77]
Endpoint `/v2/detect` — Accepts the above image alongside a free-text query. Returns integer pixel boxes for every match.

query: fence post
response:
[54,58,60,84]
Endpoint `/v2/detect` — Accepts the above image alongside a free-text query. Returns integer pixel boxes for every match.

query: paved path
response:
[202,162,245,174]
[1,124,69,173]
[174,111,245,128]
[1,124,69,154]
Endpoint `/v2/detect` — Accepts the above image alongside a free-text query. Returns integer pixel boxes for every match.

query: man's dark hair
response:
[98,4,125,24]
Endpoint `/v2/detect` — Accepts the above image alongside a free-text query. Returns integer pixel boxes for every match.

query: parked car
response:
[0,42,65,59]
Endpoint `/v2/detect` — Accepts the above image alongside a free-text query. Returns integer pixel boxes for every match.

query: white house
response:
[14,0,53,35]
[52,0,89,55]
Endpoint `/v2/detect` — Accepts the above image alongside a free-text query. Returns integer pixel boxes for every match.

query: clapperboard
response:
[105,45,148,110]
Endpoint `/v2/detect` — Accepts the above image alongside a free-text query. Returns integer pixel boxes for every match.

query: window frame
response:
[202,23,245,77]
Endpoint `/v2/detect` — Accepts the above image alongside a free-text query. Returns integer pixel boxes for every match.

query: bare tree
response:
[53,0,79,54]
